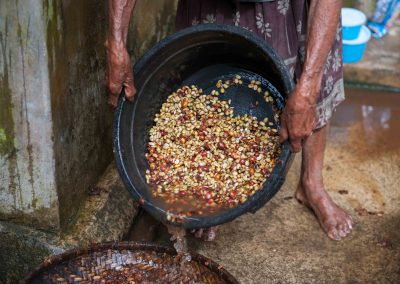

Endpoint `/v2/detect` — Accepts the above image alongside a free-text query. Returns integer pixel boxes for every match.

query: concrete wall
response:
[0,0,59,230]
[46,0,115,232]
[0,0,178,233]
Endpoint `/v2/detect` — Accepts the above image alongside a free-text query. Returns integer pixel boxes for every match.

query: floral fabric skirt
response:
[176,0,345,129]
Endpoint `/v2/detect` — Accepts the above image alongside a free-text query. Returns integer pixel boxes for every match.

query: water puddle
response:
[332,88,400,153]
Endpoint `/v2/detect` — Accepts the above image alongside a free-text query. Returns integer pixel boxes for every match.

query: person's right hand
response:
[279,78,317,153]
[105,39,136,108]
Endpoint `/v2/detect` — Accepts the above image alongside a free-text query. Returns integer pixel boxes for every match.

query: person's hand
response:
[279,79,318,152]
[105,39,136,108]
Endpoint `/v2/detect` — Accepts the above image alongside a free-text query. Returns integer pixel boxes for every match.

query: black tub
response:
[114,24,295,229]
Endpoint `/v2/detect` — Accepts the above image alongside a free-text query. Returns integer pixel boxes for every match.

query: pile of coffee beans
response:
[146,76,281,213]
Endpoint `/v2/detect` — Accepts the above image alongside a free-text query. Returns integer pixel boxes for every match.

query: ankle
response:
[301,175,323,190]
[301,177,327,200]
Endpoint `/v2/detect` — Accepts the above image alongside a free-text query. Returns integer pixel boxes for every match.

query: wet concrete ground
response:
[128,88,400,283]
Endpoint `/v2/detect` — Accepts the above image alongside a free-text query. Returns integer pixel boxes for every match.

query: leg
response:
[296,124,353,240]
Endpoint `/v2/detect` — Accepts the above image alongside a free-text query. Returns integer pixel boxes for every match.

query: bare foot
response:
[296,182,353,241]
[190,227,217,241]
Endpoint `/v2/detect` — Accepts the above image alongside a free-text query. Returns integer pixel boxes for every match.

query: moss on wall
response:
[0,78,15,156]
[0,59,20,223]
[0,28,16,168]
[128,0,178,62]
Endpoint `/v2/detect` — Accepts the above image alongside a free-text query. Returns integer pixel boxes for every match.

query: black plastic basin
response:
[114,24,295,229]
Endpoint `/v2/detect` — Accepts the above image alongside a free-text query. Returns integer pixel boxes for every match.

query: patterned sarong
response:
[176,0,345,129]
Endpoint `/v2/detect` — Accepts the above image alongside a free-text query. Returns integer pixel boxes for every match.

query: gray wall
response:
[46,1,115,232]
[0,0,59,230]
[0,0,178,232]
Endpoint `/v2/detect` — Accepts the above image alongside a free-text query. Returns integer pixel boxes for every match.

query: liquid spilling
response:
[167,226,192,262]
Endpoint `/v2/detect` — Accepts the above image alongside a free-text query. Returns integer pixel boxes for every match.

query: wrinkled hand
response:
[105,39,136,108]
[279,80,318,153]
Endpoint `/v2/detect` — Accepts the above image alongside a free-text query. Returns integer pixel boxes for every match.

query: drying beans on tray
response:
[145,75,281,215]
[30,249,227,284]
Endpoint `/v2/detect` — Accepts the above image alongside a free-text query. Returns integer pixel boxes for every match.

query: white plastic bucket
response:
[342,8,367,40]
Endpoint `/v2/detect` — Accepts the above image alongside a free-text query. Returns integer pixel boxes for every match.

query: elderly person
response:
[106,0,353,241]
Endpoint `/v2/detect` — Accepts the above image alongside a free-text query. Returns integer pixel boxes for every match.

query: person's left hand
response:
[279,78,319,153]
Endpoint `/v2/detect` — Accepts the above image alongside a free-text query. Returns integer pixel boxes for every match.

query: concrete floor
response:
[129,88,400,283]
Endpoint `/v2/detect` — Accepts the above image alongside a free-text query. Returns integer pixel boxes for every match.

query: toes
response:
[347,214,353,228]
[327,228,341,241]
[325,221,339,240]
[343,223,350,234]
[345,216,353,233]
[347,218,353,230]
[203,228,216,241]
[194,229,204,239]
[325,220,341,241]
[328,229,341,241]
[192,227,217,241]
[326,213,354,240]
[337,223,348,237]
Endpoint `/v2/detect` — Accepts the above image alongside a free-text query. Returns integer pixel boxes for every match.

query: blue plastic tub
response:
[343,25,371,63]
[342,8,367,40]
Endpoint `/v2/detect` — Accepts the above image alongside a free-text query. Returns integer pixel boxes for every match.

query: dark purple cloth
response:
[176,0,344,129]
